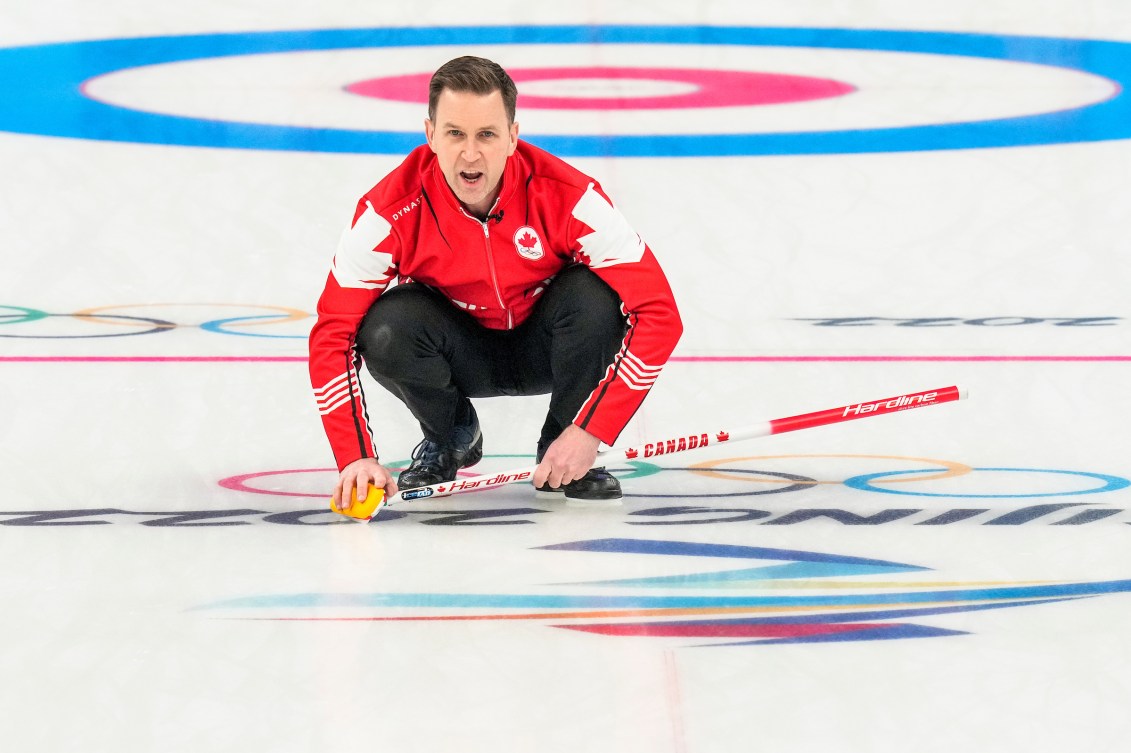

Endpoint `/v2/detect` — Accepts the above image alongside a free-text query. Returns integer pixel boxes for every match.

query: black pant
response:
[356,265,626,451]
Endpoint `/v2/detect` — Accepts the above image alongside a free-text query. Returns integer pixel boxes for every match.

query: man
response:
[309,56,682,515]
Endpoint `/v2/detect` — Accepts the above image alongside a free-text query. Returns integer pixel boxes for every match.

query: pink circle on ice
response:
[346,66,855,110]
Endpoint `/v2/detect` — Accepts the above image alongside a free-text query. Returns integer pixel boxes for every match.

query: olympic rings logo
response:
[688,455,1130,499]
[6,304,1121,343]
[219,454,1131,501]
[0,304,312,339]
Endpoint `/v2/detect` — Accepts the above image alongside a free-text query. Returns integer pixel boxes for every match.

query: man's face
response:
[425,88,519,218]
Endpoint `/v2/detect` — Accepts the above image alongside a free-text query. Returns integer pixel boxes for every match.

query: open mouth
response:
[459,170,483,186]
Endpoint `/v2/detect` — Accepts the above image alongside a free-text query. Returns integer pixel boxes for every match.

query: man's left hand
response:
[533,424,601,489]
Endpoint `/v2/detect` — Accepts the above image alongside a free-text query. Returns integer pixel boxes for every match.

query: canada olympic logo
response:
[513,226,545,260]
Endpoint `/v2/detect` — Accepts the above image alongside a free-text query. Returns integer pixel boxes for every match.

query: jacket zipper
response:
[465,208,513,329]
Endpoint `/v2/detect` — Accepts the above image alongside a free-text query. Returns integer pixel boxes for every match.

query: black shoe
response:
[399,413,483,490]
[536,467,622,503]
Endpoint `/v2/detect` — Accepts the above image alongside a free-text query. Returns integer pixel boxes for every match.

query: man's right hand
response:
[334,457,399,513]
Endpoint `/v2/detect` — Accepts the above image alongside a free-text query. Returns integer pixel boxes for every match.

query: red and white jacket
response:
[309,140,682,471]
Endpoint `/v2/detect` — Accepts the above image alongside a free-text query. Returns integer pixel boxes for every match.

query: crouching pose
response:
[308,56,682,513]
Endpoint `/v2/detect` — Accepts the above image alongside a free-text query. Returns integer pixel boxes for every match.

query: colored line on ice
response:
[3,355,1130,364]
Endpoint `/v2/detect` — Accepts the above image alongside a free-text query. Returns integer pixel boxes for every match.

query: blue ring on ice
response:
[0,26,1129,156]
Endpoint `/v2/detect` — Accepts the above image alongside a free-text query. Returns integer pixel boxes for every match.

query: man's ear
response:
[424,118,436,152]
[508,120,519,155]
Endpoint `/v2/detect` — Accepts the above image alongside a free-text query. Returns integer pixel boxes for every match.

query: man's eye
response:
[479,132,495,139]
[448,130,462,137]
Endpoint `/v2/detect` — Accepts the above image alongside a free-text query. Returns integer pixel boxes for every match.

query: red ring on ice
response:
[347,66,855,110]
[218,465,471,498]
[219,468,335,498]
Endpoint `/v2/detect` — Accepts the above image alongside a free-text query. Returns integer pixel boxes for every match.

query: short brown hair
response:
[428,56,517,123]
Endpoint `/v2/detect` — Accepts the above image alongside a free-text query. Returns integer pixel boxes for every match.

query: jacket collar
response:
[425,141,527,219]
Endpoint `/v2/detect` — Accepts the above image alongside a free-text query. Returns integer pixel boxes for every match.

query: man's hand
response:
[333,457,398,513]
[533,425,601,489]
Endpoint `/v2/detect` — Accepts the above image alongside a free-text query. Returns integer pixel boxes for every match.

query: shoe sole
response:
[565,495,623,508]
[536,483,621,502]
